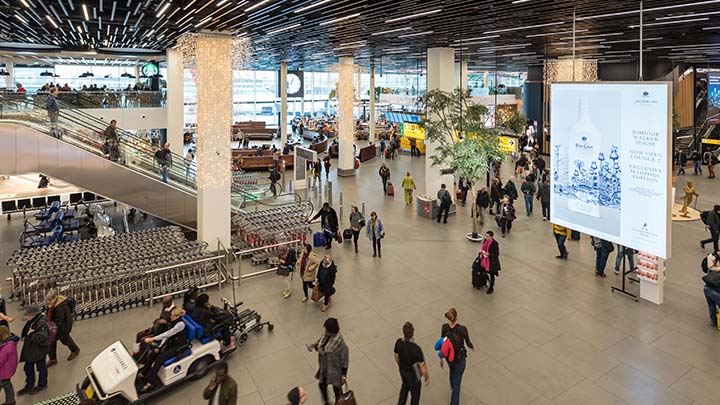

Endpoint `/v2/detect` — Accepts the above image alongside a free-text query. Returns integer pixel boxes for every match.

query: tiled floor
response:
[1,151,719,405]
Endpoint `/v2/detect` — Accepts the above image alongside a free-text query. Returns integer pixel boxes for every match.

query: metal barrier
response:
[146,254,226,308]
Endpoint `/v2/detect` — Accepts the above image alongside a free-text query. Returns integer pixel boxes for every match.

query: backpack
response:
[701,210,711,225]
[441,190,453,206]
[40,321,57,348]
[154,149,163,163]
[702,252,719,273]
[445,327,465,365]
[703,271,720,289]
[67,296,77,315]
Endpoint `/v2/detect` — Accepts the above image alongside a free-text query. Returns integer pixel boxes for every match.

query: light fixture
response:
[453,35,500,42]
[578,0,720,21]
[526,29,587,37]
[603,37,663,44]
[267,23,301,35]
[40,70,54,77]
[120,72,135,78]
[320,13,360,26]
[45,15,59,28]
[371,27,412,36]
[15,14,28,24]
[294,0,333,13]
[156,2,171,17]
[485,21,564,34]
[629,17,708,28]
[398,31,434,38]
[0,70,8,77]
[194,16,212,28]
[512,0,531,3]
[385,9,442,23]
[246,0,272,12]
[82,4,90,21]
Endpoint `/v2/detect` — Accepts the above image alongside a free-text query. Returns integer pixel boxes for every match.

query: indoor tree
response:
[424,88,506,241]
[495,105,527,137]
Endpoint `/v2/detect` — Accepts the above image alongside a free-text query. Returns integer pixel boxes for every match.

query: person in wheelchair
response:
[190,294,234,352]
[133,296,175,357]
[138,308,187,393]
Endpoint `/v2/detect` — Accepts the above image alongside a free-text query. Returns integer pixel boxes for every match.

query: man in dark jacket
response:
[311,203,339,250]
[701,205,720,251]
[44,86,60,123]
[520,176,536,216]
[18,306,49,396]
[103,119,120,161]
[45,289,79,367]
[159,142,173,183]
[203,362,237,405]
[537,178,551,220]
[475,186,489,226]
[436,184,453,224]
[489,177,502,215]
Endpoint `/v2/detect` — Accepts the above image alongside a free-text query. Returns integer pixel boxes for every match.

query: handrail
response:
[143,254,224,275]
[145,254,226,307]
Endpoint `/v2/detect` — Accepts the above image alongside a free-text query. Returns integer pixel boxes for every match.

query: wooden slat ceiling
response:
[0,0,719,71]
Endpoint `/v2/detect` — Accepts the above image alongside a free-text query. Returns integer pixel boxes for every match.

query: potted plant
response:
[424,88,506,241]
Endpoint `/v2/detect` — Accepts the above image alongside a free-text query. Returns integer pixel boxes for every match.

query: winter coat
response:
[349,212,364,230]
[401,175,416,190]
[20,314,50,363]
[500,202,516,222]
[537,182,551,203]
[314,333,349,387]
[0,335,19,379]
[311,208,339,232]
[317,261,337,297]
[504,180,518,200]
[490,181,502,202]
[378,166,390,180]
[301,251,320,282]
[203,376,238,405]
[48,295,74,337]
[476,190,489,209]
[45,94,59,114]
[485,239,501,275]
[520,181,536,197]
[365,217,384,241]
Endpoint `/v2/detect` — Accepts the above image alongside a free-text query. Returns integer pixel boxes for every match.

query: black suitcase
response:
[570,230,581,240]
[343,228,353,241]
[472,270,489,288]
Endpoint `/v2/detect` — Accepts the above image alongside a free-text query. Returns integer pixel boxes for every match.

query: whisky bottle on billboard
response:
[567,98,601,217]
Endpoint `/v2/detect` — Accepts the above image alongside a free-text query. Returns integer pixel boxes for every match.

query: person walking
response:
[532,155,546,180]
[479,231,501,293]
[299,244,320,303]
[537,178,551,220]
[489,177,503,215]
[701,205,720,251]
[475,186,489,226]
[17,306,49,396]
[379,162,391,194]
[307,318,348,405]
[441,308,474,405]
[437,184,453,224]
[394,322,430,405]
[702,265,720,327]
[349,206,364,254]
[159,142,173,183]
[278,247,297,299]
[380,139,387,160]
[45,289,79,368]
[286,386,308,405]
[614,245,636,275]
[504,178,518,204]
[690,150,703,175]
[552,224,571,260]
[401,171,416,206]
[457,177,470,206]
[312,158,322,190]
[409,137,419,158]
[498,196,516,237]
[520,175,536,216]
[677,149,687,175]
[705,150,717,178]
[268,166,281,198]
[592,236,614,278]
[202,362,237,405]
[365,211,385,258]
[311,203,339,250]
[0,326,19,405]
[316,255,337,312]
[323,154,332,180]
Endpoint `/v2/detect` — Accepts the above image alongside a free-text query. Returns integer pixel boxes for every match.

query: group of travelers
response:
[675,148,718,178]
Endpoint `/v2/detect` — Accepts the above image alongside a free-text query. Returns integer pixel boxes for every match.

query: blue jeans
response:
[448,358,466,405]
[695,161,702,175]
[523,195,533,215]
[161,166,169,183]
[595,249,611,275]
[554,233,567,257]
[614,247,635,272]
[704,287,720,326]
[24,358,48,389]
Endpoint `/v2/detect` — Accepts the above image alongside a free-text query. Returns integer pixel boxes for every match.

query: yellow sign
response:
[400,123,426,154]
[498,136,517,154]
[702,139,720,145]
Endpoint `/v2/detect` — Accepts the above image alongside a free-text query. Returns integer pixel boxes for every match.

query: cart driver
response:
[139,308,187,392]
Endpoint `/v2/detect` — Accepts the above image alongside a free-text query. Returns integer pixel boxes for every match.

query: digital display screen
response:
[709,73,720,124]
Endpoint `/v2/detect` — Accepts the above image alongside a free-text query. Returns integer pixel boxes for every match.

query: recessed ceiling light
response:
[629,17,708,28]
[294,0,334,13]
[578,0,720,21]
[267,23,301,35]
[320,13,360,26]
[46,15,59,29]
[183,0,198,10]
[512,0,531,3]
[484,21,564,34]
[372,27,412,36]
[246,0,273,12]
[398,31,434,38]
[194,16,211,28]
[82,4,90,21]
[385,9,442,23]
[156,2,171,17]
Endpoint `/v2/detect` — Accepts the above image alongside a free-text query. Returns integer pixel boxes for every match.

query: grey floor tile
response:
[551,311,628,350]
[500,346,584,399]
[463,359,541,405]
[540,333,621,381]
[606,336,692,385]
[650,329,720,377]
[552,379,627,405]
[670,367,720,404]
[596,363,693,405]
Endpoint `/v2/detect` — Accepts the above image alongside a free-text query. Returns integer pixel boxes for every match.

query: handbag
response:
[335,231,343,243]
[336,383,357,405]
[359,218,366,227]
[276,265,291,277]
[311,285,324,302]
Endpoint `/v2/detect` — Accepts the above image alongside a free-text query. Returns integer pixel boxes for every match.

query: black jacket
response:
[486,239,501,275]
[504,180,518,200]
[490,182,502,202]
[475,190,489,208]
[192,305,213,332]
[20,314,50,363]
[49,296,74,337]
[317,261,337,296]
[537,182,551,203]
[312,208,339,232]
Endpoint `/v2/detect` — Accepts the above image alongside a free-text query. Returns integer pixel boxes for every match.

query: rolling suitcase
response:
[313,231,326,247]
[387,182,395,196]
[343,228,353,241]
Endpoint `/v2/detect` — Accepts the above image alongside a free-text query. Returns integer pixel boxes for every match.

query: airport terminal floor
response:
[1,151,717,405]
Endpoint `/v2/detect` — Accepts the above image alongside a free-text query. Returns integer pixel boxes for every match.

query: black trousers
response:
[701,229,720,251]
[49,332,79,360]
[319,381,342,405]
[302,281,314,298]
[541,201,550,219]
[145,345,183,387]
[437,204,450,223]
[372,237,382,255]
[398,377,421,405]
[382,177,388,192]
[352,229,360,251]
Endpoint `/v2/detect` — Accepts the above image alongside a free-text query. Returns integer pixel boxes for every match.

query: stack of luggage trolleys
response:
[231,204,312,266]
[6,226,223,320]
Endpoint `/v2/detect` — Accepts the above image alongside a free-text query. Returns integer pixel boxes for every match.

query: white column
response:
[455,61,467,92]
[3,62,14,88]
[195,34,232,247]
[134,64,140,86]
[166,48,184,155]
[426,48,456,196]
[369,64,376,142]
[337,56,355,177]
[280,62,288,145]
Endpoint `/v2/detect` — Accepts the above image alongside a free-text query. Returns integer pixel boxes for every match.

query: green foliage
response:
[496,106,527,136]
[672,110,680,131]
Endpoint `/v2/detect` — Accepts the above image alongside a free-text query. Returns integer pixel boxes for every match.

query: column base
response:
[337,168,356,177]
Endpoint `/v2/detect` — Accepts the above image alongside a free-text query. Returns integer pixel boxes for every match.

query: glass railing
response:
[0,90,166,109]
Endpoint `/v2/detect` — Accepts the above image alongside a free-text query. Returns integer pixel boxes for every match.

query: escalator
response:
[0,95,312,230]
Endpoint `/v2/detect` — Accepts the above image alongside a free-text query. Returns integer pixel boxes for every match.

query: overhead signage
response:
[498,136,517,154]
[141,62,159,77]
[550,82,671,259]
[702,138,720,145]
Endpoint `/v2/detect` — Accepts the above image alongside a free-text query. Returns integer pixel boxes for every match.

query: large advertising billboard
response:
[709,73,720,123]
[550,82,671,259]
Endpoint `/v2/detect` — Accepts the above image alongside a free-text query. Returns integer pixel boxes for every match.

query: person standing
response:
[268,166,281,198]
[380,138,387,160]
[592,236,614,278]
[480,231,501,293]
[272,147,282,172]
[44,86,60,124]
[552,224,571,260]
[379,162,391,194]
[437,184,453,224]
[489,177,503,215]
[104,119,120,161]
[45,289,79,368]
[202,362,237,405]
[520,176,536,216]
[409,137,418,158]
[159,142,173,183]
[705,150,717,178]
[349,206,364,254]
[316,255,337,312]
[310,203,339,250]
[498,196,516,237]
[614,244,636,275]
[313,158,322,190]
[441,308,474,405]
[17,306,49,396]
[394,322,430,405]
[677,149,687,175]
[701,205,720,251]
[401,171,416,206]
[278,247,297,299]
[690,149,703,175]
[323,154,332,180]
[365,211,385,258]
[702,267,720,327]
[457,177,470,207]
[16,83,26,93]
[307,318,348,405]
[0,326,19,405]
[537,178,551,221]
[299,244,320,303]
[475,186,489,226]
